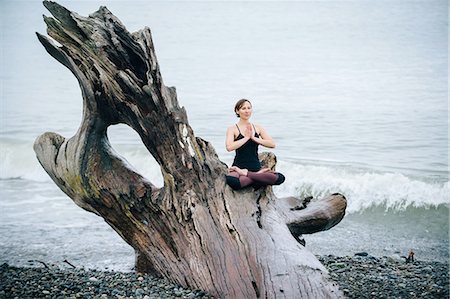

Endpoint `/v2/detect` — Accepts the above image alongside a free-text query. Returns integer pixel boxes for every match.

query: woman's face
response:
[237,101,252,120]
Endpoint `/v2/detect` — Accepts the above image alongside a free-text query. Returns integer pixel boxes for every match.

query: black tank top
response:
[232,124,262,171]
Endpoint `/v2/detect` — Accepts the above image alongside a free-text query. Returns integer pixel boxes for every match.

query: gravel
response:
[0,263,212,299]
[1,255,448,298]
[319,254,449,299]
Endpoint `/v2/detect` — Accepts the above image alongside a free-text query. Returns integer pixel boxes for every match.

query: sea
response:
[1,0,448,271]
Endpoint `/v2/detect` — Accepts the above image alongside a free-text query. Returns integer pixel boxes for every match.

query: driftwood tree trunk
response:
[34,2,347,298]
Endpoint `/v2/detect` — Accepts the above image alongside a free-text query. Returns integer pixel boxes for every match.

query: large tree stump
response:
[34,2,347,298]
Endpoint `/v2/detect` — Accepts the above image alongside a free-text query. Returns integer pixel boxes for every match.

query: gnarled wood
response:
[34,2,347,298]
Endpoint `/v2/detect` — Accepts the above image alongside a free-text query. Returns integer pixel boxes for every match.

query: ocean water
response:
[0,1,448,271]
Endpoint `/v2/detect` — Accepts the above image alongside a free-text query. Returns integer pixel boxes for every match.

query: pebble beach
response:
[1,254,448,298]
[319,255,449,299]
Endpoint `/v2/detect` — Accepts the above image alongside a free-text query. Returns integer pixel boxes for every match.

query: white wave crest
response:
[0,139,50,182]
[2,139,448,213]
[0,139,164,186]
[274,160,449,213]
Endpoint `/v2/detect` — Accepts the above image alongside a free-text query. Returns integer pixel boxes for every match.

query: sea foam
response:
[274,160,449,213]
[2,139,448,213]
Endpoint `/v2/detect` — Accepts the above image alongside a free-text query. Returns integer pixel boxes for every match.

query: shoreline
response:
[1,255,448,298]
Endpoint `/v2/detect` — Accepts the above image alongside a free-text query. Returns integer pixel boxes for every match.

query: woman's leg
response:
[225,170,254,190]
[226,167,285,190]
[246,171,285,186]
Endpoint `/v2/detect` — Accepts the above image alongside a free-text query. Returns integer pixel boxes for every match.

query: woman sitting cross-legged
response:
[225,99,285,190]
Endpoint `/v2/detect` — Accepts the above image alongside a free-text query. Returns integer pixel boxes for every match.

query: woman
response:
[225,99,285,190]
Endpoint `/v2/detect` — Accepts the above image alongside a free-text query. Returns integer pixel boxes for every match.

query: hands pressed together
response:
[243,124,258,141]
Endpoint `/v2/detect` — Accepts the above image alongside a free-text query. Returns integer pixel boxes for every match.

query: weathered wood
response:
[34,2,347,298]
[279,194,347,235]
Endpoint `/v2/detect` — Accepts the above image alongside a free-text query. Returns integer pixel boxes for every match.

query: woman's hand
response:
[251,125,276,148]
[225,125,251,152]
[244,124,254,139]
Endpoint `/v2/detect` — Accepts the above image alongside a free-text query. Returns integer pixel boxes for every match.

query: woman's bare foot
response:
[230,166,248,176]
[228,168,237,175]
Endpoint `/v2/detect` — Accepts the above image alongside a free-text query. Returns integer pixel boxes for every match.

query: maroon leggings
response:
[226,170,285,190]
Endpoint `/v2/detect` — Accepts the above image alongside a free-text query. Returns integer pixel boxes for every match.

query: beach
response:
[1,254,448,298]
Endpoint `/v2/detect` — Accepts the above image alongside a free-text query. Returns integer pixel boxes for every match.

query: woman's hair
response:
[234,99,252,117]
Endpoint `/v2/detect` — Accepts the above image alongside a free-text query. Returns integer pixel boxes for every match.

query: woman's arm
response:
[251,125,276,148]
[225,126,250,152]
